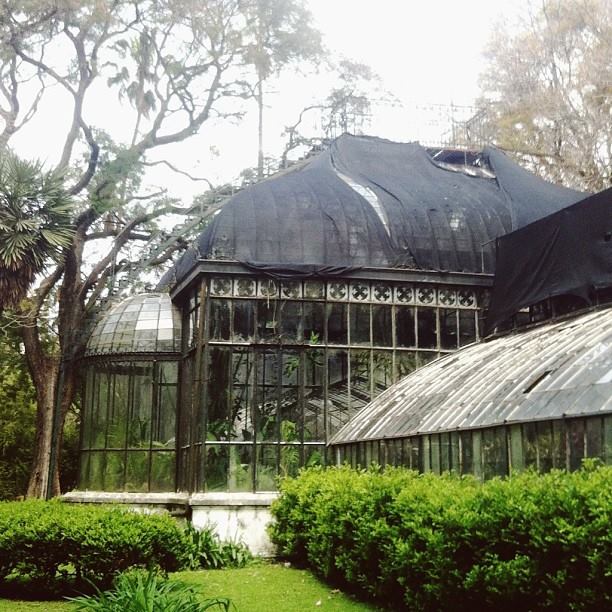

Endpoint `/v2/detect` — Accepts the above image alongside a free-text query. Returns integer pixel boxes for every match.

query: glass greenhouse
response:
[77,135,589,496]
[330,186,612,477]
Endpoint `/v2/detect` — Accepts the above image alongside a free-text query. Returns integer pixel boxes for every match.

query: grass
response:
[0,563,379,612]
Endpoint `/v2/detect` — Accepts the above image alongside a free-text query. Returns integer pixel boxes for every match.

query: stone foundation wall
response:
[62,491,277,557]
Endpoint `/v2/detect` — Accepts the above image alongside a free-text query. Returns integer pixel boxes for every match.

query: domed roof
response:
[330,305,612,445]
[85,293,181,357]
[161,135,584,289]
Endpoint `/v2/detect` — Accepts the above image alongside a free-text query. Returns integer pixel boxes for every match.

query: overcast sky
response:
[12,0,531,202]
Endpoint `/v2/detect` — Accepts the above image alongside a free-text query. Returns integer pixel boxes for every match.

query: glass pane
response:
[440,309,458,350]
[430,435,441,474]
[92,370,110,448]
[327,303,347,344]
[417,308,437,349]
[231,350,254,442]
[370,441,380,466]
[483,428,508,479]
[523,422,537,469]
[418,351,439,368]
[586,418,603,459]
[450,432,459,473]
[103,451,126,491]
[279,301,301,344]
[395,306,416,348]
[205,445,228,492]
[460,431,473,475]
[350,349,371,408]
[256,445,279,490]
[228,445,253,492]
[107,370,129,449]
[472,431,482,479]
[87,451,105,490]
[350,304,371,345]
[304,445,324,469]
[303,348,325,442]
[509,424,524,472]
[125,451,148,492]
[303,302,325,344]
[154,374,176,449]
[78,451,91,489]
[327,349,350,435]
[372,350,393,397]
[280,350,301,444]
[410,438,420,470]
[422,436,431,472]
[257,300,279,342]
[536,421,553,472]
[395,351,417,382]
[372,305,392,346]
[257,352,280,442]
[129,363,153,449]
[81,368,95,450]
[150,451,175,492]
[552,420,567,469]
[459,310,477,346]
[189,305,198,347]
[568,420,585,470]
[209,299,230,341]
[207,348,232,441]
[233,300,255,342]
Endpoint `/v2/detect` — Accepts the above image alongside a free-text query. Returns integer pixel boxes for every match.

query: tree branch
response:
[142,160,214,186]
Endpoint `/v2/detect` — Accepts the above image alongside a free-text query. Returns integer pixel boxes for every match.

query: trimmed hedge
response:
[269,464,612,611]
[0,500,194,596]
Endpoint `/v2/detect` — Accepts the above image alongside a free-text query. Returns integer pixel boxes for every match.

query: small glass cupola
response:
[78,294,181,493]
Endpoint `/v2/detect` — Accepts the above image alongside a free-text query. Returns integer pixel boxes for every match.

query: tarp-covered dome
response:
[161,135,584,288]
[85,293,181,356]
[330,306,612,444]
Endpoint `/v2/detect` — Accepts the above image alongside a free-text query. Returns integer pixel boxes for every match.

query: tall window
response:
[79,360,178,492]
[181,275,483,492]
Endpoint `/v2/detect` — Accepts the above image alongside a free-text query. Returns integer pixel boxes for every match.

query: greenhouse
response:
[330,186,612,477]
[75,135,584,495]
[70,135,592,551]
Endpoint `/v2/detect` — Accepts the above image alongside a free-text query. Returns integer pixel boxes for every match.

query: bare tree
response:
[280,59,385,167]
[240,0,322,178]
[479,0,611,191]
[0,0,264,498]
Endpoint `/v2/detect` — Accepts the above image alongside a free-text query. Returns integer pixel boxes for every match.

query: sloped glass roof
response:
[330,306,612,444]
[85,293,181,357]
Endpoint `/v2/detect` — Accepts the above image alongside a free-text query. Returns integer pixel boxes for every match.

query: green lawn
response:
[0,564,379,612]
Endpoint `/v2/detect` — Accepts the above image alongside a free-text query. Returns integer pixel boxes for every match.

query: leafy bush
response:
[0,500,194,597]
[70,568,233,612]
[184,524,252,569]
[269,464,612,611]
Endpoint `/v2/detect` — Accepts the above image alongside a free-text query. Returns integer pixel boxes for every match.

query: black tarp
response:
[486,187,612,333]
[159,135,584,289]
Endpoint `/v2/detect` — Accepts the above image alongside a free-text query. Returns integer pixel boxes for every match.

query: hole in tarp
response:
[604,232,611,242]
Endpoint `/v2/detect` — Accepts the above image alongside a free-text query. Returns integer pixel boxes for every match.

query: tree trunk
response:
[24,328,60,499]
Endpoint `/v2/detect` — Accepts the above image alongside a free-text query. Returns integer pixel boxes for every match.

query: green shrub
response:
[183,524,252,569]
[269,464,612,611]
[70,567,234,611]
[0,500,194,597]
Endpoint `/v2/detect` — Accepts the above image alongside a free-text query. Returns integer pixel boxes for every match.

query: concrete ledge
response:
[62,491,189,506]
[189,492,278,507]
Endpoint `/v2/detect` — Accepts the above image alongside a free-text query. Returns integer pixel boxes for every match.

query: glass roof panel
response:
[85,293,181,357]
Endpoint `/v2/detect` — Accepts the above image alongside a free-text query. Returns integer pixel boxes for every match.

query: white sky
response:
[11,0,530,204]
